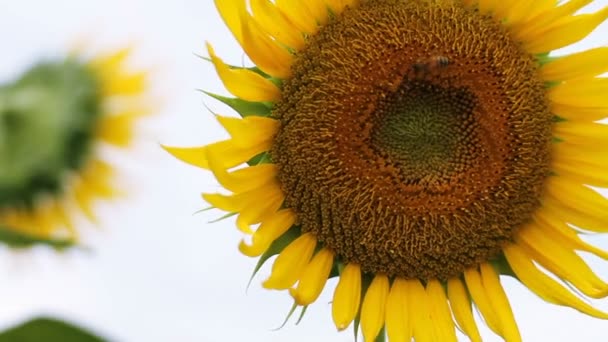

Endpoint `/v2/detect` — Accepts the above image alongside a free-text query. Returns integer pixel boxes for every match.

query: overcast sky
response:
[1,1,607,341]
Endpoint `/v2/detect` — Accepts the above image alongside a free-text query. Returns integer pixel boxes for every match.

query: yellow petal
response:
[479,263,522,342]
[361,274,389,342]
[534,211,608,260]
[516,224,608,298]
[306,0,331,25]
[96,110,142,147]
[101,72,146,97]
[263,233,317,289]
[524,7,608,54]
[426,279,457,342]
[214,0,246,44]
[239,10,293,78]
[238,209,296,257]
[541,47,608,81]
[250,0,306,50]
[206,42,280,102]
[235,186,284,233]
[203,180,280,213]
[553,159,608,189]
[543,196,607,233]
[464,267,502,335]
[214,115,279,148]
[545,177,608,223]
[162,145,210,169]
[504,243,608,319]
[385,278,412,342]
[447,277,482,342]
[408,279,435,342]
[332,263,362,331]
[275,0,318,34]
[206,161,278,194]
[549,78,608,109]
[503,0,554,28]
[554,121,608,145]
[290,248,334,305]
[513,0,593,41]
[552,102,608,122]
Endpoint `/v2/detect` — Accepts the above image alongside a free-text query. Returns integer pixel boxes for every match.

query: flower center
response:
[272,0,553,280]
[0,60,101,207]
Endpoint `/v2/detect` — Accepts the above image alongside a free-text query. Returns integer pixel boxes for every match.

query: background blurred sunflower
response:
[0,48,147,247]
[170,0,608,341]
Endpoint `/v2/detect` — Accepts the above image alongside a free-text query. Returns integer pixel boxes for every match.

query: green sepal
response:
[202,91,272,117]
[273,301,299,331]
[247,152,272,166]
[295,305,309,325]
[491,254,518,279]
[207,211,237,223]
[375,326,387,342]
[0,317,106,342]
[535,52,553,66]
[247,225,301,289]
[0,226,76,250]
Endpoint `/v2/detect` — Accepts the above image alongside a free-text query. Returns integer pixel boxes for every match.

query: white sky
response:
[0,1,607,341]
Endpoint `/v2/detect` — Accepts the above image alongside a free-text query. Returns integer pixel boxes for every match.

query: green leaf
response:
[0,226,76,250]
[202,91,272,117]
[0,317,107,342]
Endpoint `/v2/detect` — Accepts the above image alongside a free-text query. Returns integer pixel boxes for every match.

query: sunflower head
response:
[0,48,148,248]
[170,0,608,341]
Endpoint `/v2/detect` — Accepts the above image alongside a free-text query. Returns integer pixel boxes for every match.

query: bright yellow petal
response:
[275,0,318,34]
[206,43,280,102]
[464,267,502,335]
[523,7,608,54]
[545,177,608,224]
[96,110,142,147]
[541,47,608,81]
[554,121,608,145]
[503,0,554,27]
[290,248,334,305]
[549,78,608,109]
[504,243,608,319]
[408,279,435,342]
[306,0,331,25]
[238,209,296,257]
[206,160,278,194]
[101,72,146,97]
[534,210,608,260]
[447,277,482,342]
[332,263,362,331]
[235,187,284,233]
[214,0,246,44]
[513,0,593,41]
[250,0,306,50]
[240,10,293,78]
[516,224,608,298]
[385,278,412,342]
[263,232,317,289]
[479,263,521,342]
[202,180,280,214]
[426,279,457,342]
[360,274,389,342]
[552,102,608,121]
[543,196,607,233]
[214,115,279,148]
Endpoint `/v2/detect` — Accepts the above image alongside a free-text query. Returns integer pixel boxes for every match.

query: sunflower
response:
[168,0,608,340]
[0,48,147,247]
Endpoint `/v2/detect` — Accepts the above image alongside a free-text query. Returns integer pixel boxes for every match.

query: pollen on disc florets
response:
[271,0,553,280]
[0,59,101,207]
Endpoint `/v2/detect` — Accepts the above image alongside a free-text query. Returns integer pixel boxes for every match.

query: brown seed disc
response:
[271,0,553,280]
